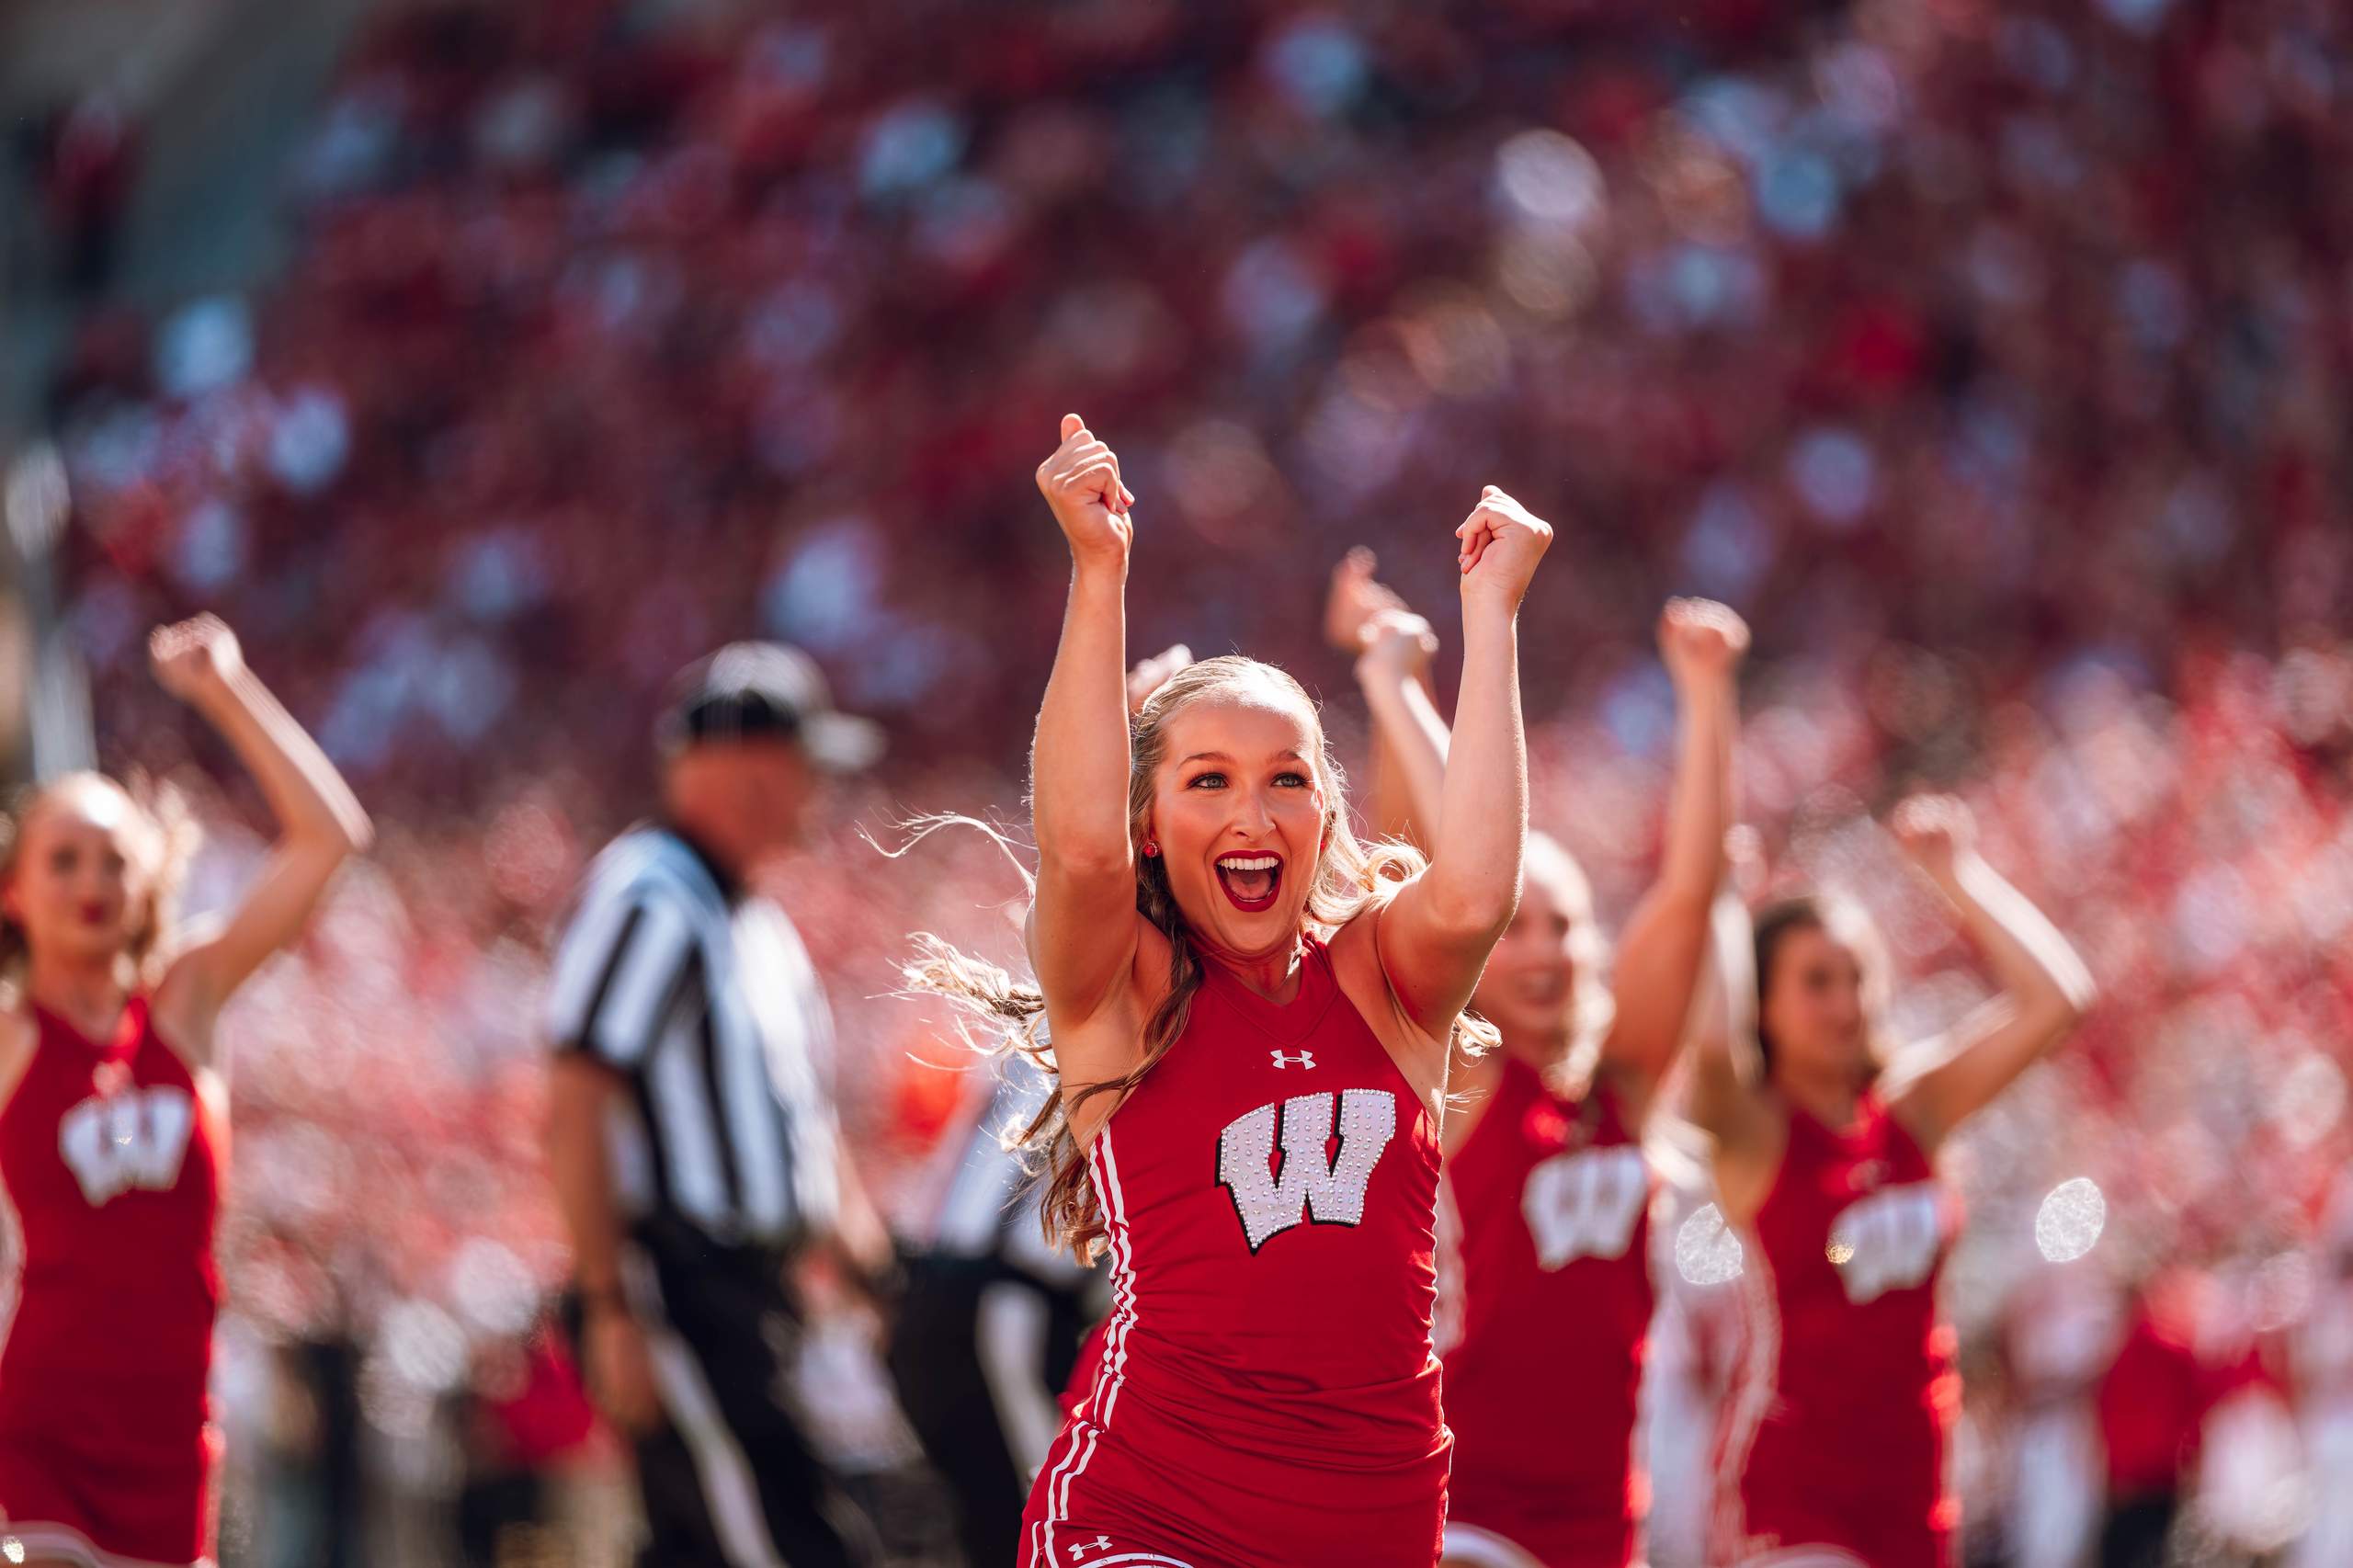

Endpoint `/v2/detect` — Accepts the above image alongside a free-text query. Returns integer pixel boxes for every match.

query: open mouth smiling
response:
[1214,851,1282,913]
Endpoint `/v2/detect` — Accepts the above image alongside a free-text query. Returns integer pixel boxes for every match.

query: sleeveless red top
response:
[1438,1056,1653,1566]
[0,998,224,1469]
[1022,935,1450,1568]
[1713,1090,1959,1568]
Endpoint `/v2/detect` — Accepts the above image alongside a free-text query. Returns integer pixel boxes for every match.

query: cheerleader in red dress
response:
[0,617,369,1568]
[906,416,1552,1567]
[1689,798,2095,1568]
[1331,553,1749,1568]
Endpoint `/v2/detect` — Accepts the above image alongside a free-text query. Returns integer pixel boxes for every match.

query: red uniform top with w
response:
[1021,937,1449,1568]
[1437,1058,1652,1567]
[1712,1091,1959,1568]
[0,999,224,1568]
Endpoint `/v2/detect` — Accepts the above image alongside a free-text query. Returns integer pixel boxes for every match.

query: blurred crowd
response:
[19,0,2353,1560]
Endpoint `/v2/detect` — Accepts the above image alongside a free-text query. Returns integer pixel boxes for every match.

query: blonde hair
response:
[903,655,1498,1262]
[0,771,199,997]
[1505,831,1620,1096]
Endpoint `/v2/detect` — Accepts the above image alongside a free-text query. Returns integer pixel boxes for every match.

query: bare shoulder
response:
[1327,904,1442,1049]
[1326,907,1449,1125]
[1870,1029,1950,1109]
[1592,1056,1654,1132]
[1050,912,1172,1151]
[1128,911,1173,998]
[1051,1000,1145,1151]
[0,1006,39,1113]
[147,961,221,1067]
[1709,1094,1790,1227]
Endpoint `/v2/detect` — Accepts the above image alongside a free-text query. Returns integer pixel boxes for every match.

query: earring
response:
[1142,840,1160,858]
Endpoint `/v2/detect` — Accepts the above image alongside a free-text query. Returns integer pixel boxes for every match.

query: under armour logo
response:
[1070,1538,1114,1560]
[1270,1050,1315,1070]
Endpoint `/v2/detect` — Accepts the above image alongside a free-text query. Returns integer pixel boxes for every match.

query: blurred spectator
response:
[2289,1189,2353,1568]
[451,1320,602,1567]
[2000,1267,2115,1568]
[887,1058,1104,1567]
[20,93,138,296]
[2096,1277,2211,1567]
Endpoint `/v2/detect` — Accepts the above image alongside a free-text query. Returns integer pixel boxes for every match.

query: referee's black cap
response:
[656,642,884,772]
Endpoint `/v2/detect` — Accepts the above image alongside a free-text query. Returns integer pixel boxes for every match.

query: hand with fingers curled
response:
[1455,485,1553,609]
[1355,608,1439,685]
[1036,413,1138,569]
[585,1305,663,1437]
[1891,793,1975,884]
[1324,547,1409,655]
[1658,597,1752,688]
[1126,643,1194,717]
[150,613,245,704]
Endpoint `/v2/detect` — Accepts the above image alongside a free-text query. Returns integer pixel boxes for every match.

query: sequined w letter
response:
[59,1086,195,1208]
[1215,1088,1396,1253]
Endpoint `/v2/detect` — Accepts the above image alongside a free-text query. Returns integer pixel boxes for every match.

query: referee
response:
[543,642,886,1568]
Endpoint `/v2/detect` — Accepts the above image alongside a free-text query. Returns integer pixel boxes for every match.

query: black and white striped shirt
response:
[543,824,839,1248]
[915,1056,1091,1294]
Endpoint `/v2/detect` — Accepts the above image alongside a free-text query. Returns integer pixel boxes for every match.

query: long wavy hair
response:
[902,655,1499,1262]
[0,772,199,999]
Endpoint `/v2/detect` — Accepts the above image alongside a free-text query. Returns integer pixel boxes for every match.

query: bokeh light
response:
[1677,1203,1746,1287]
[2035,1178,2107,1265]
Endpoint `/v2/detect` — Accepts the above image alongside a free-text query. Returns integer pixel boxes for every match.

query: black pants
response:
[2098,1491,2177,1568]
[576,1226,881,1568]
[456,1465,543,1568]
[886,1255,1093,1568]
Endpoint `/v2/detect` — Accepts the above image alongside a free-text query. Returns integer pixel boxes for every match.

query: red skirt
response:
[0,1426,217,1567]
[1019,1387,1447,1568]
[1719,1472,1953,1568]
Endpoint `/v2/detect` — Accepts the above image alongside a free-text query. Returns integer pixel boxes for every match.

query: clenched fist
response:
[1356,608,1438,685]
[1037,414,1138,569]
[1658,598,1750,688]
[584,1306,663,1437]
[1456,486,1553,609]
[1127,644,1194,716]
[1891,794,1974,884]
[150,615,244,704]
[1324,548,1408,655]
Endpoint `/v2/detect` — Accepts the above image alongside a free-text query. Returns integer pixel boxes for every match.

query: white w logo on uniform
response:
[1215,1088,1396,1253]
[1827,1181,1944,1303]
[1521,1145,1649,1268]
[59,1086,196,1208]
